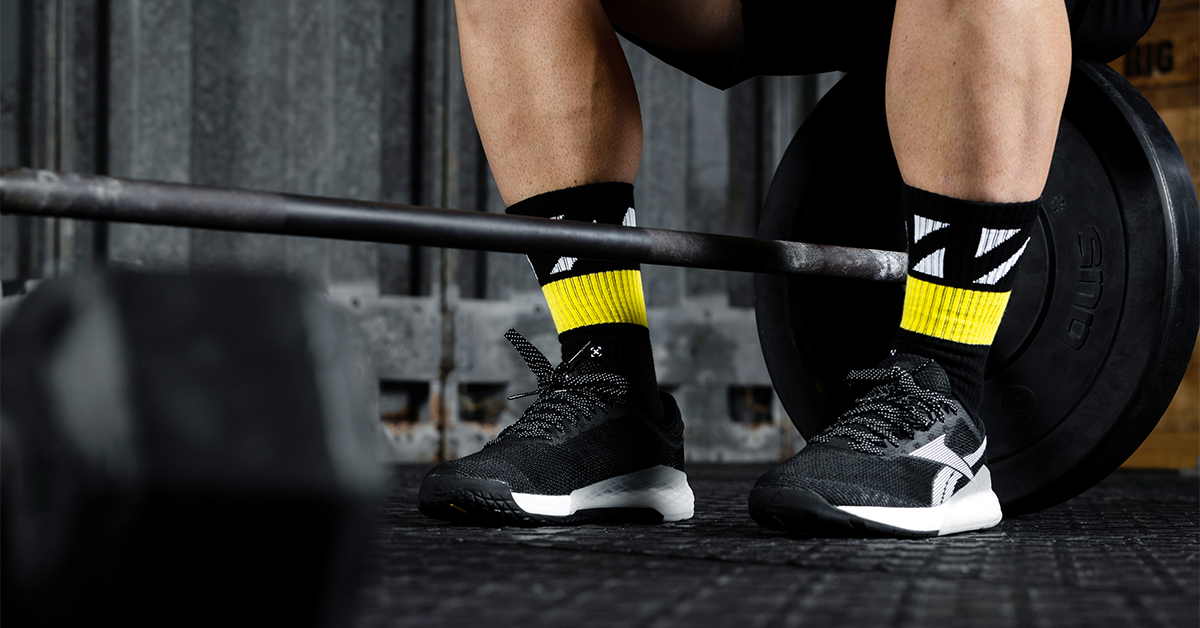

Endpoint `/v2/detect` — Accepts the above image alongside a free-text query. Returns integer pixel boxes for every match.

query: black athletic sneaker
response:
[418,329,693,525]
[748,353,1002,538]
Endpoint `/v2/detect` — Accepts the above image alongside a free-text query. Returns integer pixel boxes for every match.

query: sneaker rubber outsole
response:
[748,468,1003,538]
[748,485,939,539]
[419,465,695,527]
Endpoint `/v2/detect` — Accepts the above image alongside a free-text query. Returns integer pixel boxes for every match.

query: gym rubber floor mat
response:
[355,465,1198,628]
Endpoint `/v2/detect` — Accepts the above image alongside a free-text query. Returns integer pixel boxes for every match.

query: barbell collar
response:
[0,168,907,282]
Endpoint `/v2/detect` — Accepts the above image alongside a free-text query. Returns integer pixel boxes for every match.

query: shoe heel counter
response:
[658,391,686,471]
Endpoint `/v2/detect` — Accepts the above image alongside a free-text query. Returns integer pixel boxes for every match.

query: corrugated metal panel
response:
[1,0,848,462]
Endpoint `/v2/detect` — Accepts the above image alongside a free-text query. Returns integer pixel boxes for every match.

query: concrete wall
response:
[1,0,844,462]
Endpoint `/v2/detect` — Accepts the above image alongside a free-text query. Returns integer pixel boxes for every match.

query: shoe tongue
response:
[876,353,952,394]
[817,354,953,452]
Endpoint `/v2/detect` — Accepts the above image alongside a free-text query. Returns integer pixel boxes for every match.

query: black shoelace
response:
[487,329,629,444]
[811,365,957,454]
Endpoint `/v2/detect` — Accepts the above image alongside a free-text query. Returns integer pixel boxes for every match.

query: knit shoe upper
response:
[749,353,1002,537]
[419,329,692,525]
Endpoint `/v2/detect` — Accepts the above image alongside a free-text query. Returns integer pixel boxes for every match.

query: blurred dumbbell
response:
[1,269,386,626]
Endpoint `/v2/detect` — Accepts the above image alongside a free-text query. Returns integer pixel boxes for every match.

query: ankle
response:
[890,338,986,414]
[560,323,663,421]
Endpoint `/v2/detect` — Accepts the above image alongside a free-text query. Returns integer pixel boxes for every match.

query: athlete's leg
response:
[456,0,741,204]
[419,1,740,526]
[456,0,641,204]
[455,0,743,414]
[887,0,1071,204]
[886,0,1071,409]
[750,0,1072,537]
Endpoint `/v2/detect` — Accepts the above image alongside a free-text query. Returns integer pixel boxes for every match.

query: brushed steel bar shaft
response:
[0,169,907,281]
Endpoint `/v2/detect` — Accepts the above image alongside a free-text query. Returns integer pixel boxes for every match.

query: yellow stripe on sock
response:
[900,276,1012,345]
[542,269,648,333]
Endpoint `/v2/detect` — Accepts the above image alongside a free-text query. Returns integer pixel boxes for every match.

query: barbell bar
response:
[0,168,907,283]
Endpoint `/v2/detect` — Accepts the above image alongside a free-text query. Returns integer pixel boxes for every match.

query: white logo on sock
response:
[545,210,632,275]
[547,215,577,274]
[913,248,946,278]
[975,227,1022,257]
[550,256,577,275]
[974,238,1030,285]
[914,215,949,242]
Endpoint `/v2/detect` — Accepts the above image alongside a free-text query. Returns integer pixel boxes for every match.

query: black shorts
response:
[616,0,1161,90]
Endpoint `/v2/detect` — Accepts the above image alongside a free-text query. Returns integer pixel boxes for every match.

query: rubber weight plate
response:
[755,60,1200,515]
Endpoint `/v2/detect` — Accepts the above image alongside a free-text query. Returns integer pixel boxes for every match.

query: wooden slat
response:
[726,78,761,307]
[1115,0,1199,469]
[107,0,192,269]
[281,0,336,285]
[1122,432,1199,468]
[0,0,19,280]
[685,80,731,299]
[481,164,538,300]
[328,0,382,294]
[445,11,488,301]
[1108,5,1199,96]
[190,0,290,272]
[1123,334,1200,469]
[415,0,446,297]
[379,0,419,296]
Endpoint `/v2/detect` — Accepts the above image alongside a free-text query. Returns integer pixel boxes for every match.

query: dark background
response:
[0,0,848,464]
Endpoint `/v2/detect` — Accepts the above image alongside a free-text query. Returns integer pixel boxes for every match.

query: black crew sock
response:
[507,183,663,423]
[891,184,1042,414]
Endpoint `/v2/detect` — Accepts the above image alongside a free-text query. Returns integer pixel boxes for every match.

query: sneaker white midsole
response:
[510,465,695,522]
[837,466,1003,535]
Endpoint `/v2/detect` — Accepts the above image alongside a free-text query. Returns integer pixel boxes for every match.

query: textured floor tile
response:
[355,466,1199,628]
